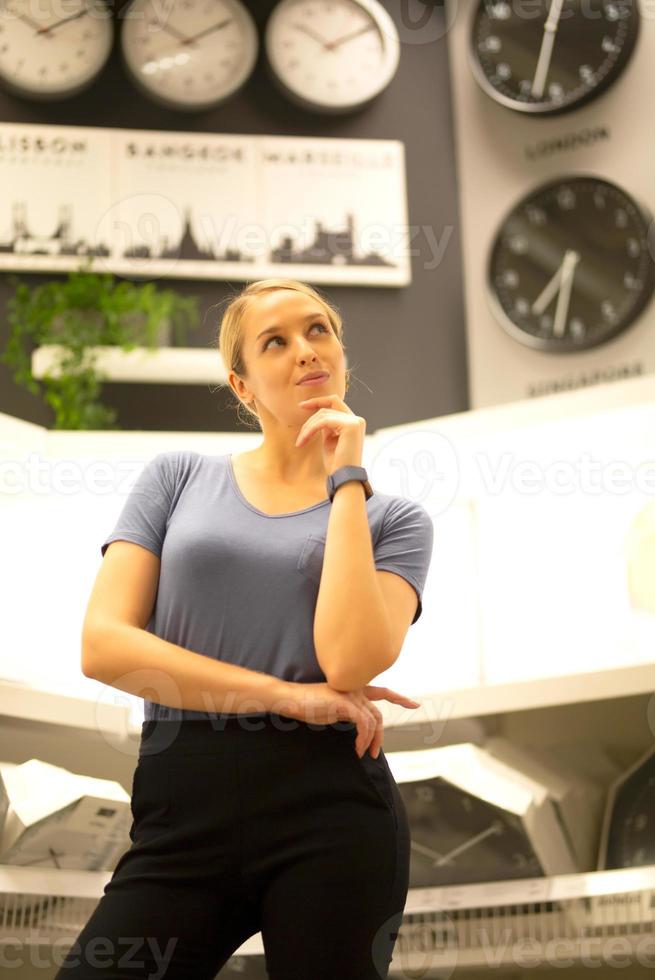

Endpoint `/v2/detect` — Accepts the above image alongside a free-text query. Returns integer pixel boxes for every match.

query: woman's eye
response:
[264,323,328,350]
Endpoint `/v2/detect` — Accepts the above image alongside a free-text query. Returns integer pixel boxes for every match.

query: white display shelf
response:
[378,661,655,728]
[3,863,655,974]
[31,345,227,385]
[0,678,130,737]
[2,663,654,739]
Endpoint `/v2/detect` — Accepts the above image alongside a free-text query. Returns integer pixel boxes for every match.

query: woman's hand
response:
[275,681,420,758]
[296,394,366,474]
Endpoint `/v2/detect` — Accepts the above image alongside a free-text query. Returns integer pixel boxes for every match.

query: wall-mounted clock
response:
[264,0,400,114]
[0,0,114,100]
[487,175,655,353]
[119,0,258,112]
[598,745,655,869]
[468,0,640,115]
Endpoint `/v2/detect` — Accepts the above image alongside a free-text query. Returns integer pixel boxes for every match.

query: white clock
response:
[120,0,258,112]
[264,0,400,114]
[0,0,114,100]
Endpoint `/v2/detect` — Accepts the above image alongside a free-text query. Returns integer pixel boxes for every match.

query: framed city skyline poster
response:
[0,123,411,287]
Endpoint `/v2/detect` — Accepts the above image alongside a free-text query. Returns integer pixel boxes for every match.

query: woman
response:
[59,278,434,979]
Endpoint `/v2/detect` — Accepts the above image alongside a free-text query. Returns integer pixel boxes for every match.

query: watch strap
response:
[326,465,374,502]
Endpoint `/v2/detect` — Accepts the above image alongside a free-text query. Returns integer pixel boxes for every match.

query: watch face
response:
[487,175,655,352]
[406,777,543,888]
[0,0,114,99]
[469,0,640,115]
[264,0,400,114]
[604,749,655,869]
[119,0,258,110]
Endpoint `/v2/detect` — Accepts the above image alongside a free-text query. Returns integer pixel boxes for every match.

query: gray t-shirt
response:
[100,450,434,721]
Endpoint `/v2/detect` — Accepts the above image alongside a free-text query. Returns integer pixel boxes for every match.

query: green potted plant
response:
[0,258,201,430]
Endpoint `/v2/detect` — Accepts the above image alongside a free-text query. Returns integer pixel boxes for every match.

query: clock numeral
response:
[615,207,629,228]
[570,317,585,339]
[624,272,642,290]
[579,64,596,84]
[508,234,528,254]
[602,35,619,52]
[488,1,511,18]
[495,62,511,80]
[601,300,618,322]
[557,188,576,210]
[481,35,501,53]
[500,269,518,287]
[627,237,640,257]
[526,205,546,225]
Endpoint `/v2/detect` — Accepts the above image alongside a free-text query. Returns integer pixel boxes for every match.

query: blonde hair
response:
[215,278,351,429]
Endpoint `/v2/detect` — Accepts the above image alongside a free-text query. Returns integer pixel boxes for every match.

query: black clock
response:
[406,777,544,888]
[598,746,655,870]
[487,175,655,353]
[469,0,640,115]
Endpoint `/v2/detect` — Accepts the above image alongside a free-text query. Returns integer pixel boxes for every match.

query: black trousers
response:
[54,714,411,979]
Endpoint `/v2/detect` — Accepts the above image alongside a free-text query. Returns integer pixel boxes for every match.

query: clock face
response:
[0,0,114,99]
[604,749,655,869]
[487,176,655,353]
[406,777,543,888]
[264,0,400,114]
[469,0,640,115]
[120,0,258,111]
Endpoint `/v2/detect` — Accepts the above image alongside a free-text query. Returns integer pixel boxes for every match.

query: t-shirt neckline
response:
[225,453,331,519]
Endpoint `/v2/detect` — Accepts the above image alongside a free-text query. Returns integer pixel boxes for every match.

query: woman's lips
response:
[298,374,329,385]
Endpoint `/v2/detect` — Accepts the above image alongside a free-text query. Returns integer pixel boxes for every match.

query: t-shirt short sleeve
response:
[374,497,434,624]
[100,453,175,559]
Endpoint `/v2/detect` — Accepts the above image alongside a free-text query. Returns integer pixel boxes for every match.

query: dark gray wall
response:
[0,1,467,433]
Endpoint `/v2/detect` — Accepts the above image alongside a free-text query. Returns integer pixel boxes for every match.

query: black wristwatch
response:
[326,465,374,503]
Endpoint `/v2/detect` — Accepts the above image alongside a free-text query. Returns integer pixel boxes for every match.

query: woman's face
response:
[233,289,346,425]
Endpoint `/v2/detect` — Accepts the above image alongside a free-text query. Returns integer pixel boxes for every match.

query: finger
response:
[356,705,375,757]
[384,687,421,706]
[368,710,384,758]
[362,704,379,756]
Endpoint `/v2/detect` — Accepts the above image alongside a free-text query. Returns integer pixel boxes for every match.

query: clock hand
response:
[531,0,565,97]
[39,7,88,33]
[327,24,376,50]
[434,820,504,867]
[182,16,232,45]
[292,22,331,50]
[10,6,86,34]
[155,21,192,43]
[411,839,449,862]
[10,10,45,32]
[532,248,578,316]
[531,255,568,316]
[552,250,580,338]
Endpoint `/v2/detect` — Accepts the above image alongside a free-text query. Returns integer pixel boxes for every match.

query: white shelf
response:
[3,862,655,973]
[0,678,130,737]
[379,661,655,727]
[31,345,228,385]
[404,863,655,913]
[2,663,654,742]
